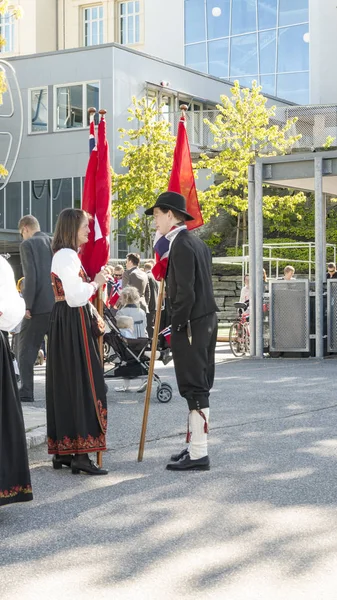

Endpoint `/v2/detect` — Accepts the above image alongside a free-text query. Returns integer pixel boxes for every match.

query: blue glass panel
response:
[279,0,308,26]
[257,0,277,30]
[230,33,258,76]
[185,43,207,73]
[278,24,309,72]
[230,76,257,88]
[92,21,98,45]
[260,74,276,96]
[206,0,230,39]
[185,0,206,44]
[259,29,276,74]
[92,6,97,20]
[208,38,229,78]
[277,71,309,103]
[231,0,257,35]
[31,180,51,234]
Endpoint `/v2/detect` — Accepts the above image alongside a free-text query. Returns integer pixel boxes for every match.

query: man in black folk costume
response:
[145,192,218,471]
[0,255,33,506]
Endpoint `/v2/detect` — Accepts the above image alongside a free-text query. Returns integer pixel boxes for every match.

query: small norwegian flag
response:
[159,325,171,346]
[109,279,122,308]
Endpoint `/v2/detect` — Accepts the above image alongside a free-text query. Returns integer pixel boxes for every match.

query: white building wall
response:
[310,0,337,104]
[142,0,184,64]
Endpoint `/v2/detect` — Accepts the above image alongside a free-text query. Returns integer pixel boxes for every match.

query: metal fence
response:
[269,280,310,352]
[327,279,337,352]
[166,104,337,153]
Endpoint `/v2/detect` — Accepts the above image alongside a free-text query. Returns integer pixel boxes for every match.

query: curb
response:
[26,426,47,449]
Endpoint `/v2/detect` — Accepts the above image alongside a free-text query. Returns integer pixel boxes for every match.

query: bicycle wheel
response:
[243,322,250,355]
[229,321,246,357]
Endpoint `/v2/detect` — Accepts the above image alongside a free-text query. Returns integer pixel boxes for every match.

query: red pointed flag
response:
[168,114,204,230]
[81,114,111,279]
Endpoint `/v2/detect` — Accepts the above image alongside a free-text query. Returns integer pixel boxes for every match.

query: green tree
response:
[197,81,306,249]
[111,96,175,253]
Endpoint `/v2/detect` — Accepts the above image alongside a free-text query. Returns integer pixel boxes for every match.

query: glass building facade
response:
[184,0,309,104]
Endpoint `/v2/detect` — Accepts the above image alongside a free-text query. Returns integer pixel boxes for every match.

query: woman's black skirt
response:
[46,302,107,455]
[0,331,33,507]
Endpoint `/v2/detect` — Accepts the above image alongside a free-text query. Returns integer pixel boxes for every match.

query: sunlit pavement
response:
[3,352,337,599]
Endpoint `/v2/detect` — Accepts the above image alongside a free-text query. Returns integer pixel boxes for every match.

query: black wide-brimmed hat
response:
[145,191,194,221]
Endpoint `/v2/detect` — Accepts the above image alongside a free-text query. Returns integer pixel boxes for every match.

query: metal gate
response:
[327,280,337,352]
[269,280,310,352]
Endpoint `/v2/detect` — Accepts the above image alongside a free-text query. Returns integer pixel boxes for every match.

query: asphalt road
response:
[2,350,337,599]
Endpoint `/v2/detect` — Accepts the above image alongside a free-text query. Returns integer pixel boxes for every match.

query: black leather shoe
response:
[52,454,73,470]
[170,448,189,462]
[71,457,108,475]
[166,454,210,471]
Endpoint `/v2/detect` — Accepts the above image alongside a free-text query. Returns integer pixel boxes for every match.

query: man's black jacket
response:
[166,229,218,331]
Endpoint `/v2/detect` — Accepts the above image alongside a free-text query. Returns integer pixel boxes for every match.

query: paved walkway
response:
[7,348,337,599]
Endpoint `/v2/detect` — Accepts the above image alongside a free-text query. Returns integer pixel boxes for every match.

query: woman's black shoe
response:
[71,456,108,475]
[52,454,73,470]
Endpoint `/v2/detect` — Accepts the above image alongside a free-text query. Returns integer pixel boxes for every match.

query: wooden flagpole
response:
[138,278,165,462]
[96,108,107,469]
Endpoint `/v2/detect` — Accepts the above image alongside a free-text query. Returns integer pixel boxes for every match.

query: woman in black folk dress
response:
[46,208,108,475]
[0,255,33,507]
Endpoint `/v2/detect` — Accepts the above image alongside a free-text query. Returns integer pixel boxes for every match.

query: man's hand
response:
[25,309,32,319]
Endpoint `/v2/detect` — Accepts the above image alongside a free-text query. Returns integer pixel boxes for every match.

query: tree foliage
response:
[111,96,175,252]
[196,81,306,244]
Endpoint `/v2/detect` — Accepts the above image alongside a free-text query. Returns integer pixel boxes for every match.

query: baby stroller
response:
[103,305,173,403]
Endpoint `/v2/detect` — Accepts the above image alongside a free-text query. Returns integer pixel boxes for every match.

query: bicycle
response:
[229,302,250,357]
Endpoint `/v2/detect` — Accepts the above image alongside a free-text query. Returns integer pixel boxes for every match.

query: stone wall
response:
[212,274,242,323]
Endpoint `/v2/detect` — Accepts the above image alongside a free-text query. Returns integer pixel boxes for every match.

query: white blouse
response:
[52,248,96,308]
[0,255,25,332]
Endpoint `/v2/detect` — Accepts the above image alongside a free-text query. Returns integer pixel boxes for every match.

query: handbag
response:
[89,302,105,337]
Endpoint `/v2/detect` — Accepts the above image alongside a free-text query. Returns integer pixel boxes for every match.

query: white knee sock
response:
[189,408,209,460]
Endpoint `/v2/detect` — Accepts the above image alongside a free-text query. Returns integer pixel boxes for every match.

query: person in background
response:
[239,274,250,304]
[123,253,150,313]
[17,215,54,402]
[108,264,124,309]
[46,208,108,476]
[283,265,295,280]
[0,254,33,507]
[144,261,159,337]
[326,262,337,279]
[115,286,148,393]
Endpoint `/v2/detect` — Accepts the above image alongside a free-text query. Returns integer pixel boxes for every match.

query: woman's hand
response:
[94,271,108,288]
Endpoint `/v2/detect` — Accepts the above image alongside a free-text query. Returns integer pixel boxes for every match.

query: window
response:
[0,11,14,53]
[231,0,257,35]
[257,0,277,30]
[52,178,72,230]
[185,0,206,44]
[208,38,229,79]
[185,43,207,73]
[278,0,308,27]
[83,5,104,46]
[277,24,309,73]
[5,182,21,230]
[260,74,276,96]
[119,1,141,45]
[185,102,203,146]
[230,33,258,77]
[277,71,309,104]
[31,180,51,234]
[118,216,128,259]
[206,0,230,40]
[30,88,48,133]
[259,30,276,75]
[54,82,99,130]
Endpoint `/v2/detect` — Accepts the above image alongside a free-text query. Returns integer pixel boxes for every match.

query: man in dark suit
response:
[17,215,54,402]
[144,261,158,337]
[145,191,218,471]
[122,253,150,313]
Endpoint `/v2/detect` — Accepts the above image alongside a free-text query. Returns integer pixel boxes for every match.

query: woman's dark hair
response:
[52,208,89,253]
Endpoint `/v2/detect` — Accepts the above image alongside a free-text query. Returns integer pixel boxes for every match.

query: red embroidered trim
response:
[0,485,32,499]
[48,433,106,454]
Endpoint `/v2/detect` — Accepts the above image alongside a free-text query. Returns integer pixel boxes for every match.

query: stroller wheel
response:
[156,383,172,403]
